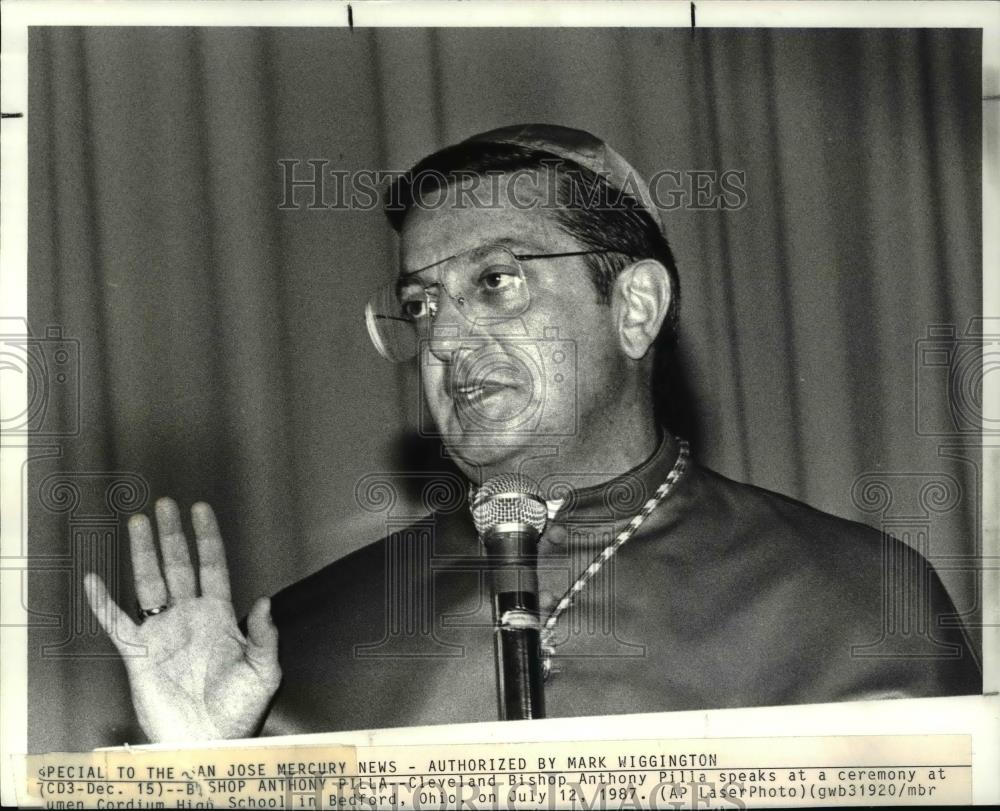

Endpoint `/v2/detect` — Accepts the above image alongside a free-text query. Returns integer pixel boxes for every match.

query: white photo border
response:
[2,1,997,806]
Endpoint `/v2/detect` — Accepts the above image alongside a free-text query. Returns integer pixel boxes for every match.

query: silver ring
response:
[137,603,169,620]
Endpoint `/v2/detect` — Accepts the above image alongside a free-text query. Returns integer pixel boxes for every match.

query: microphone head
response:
[471,473,548,539]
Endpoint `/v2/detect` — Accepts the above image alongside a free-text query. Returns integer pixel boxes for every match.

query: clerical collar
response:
[540,433,681,525]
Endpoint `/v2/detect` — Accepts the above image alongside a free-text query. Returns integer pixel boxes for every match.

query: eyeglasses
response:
[365,243,621,362]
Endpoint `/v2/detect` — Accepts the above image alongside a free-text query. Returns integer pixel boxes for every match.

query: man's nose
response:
[424,289,472,362]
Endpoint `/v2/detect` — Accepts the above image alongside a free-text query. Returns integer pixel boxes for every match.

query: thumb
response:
[245,596,280,672]
[83,573,137,650]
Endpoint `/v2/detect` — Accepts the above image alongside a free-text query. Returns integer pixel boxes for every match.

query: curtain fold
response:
[27,27,982,751]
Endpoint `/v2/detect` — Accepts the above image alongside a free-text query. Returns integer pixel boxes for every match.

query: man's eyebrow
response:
[398,250,462,279]
[398,239,535,279]
[494,237,552,254]
[494,237,536,251]
[399,238,552,276]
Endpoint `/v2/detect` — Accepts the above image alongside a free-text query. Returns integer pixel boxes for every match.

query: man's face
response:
[399,174,632,481]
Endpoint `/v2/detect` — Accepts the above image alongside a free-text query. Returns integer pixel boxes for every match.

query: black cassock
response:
[261,436,981,735]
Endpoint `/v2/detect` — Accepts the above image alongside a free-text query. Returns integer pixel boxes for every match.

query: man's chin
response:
[442,433,522,462]
[440,432,541,482]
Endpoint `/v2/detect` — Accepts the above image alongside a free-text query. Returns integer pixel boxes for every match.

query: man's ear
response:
[612,260,672,360]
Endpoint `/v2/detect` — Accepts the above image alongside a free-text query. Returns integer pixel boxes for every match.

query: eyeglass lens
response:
[366,246,530,361]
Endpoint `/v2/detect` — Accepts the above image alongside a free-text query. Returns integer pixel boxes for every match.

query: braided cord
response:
[540,438,690,678]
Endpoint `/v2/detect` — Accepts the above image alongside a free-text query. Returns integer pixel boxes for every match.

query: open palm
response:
[84,499,281,742]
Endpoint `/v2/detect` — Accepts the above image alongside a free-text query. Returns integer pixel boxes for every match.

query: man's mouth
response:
[452,380,516,403]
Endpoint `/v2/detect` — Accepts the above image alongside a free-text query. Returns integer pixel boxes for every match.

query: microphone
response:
[471,473,548,721]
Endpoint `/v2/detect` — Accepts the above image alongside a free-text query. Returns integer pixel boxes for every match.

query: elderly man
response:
[84,124,980,742]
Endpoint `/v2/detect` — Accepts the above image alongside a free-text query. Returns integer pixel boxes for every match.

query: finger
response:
[191,502,231,601]
[155,497,197,600]
[128,513,169,611]
[83,573,138,650]
[245,597,280,677]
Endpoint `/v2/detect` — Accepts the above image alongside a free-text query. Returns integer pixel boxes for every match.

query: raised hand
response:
[83,498,281,742]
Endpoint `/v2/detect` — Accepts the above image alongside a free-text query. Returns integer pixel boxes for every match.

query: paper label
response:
[14,733,971,808]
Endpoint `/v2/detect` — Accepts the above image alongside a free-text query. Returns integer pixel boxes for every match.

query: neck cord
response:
[540,438,691,680]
